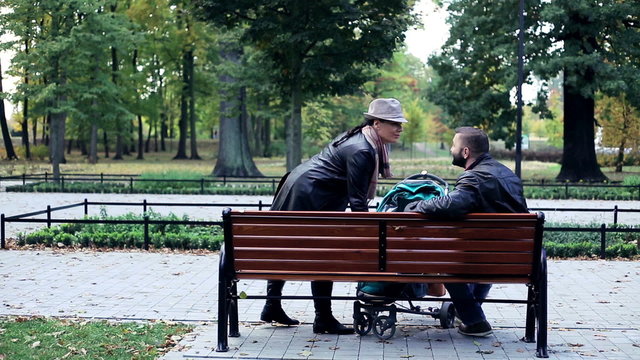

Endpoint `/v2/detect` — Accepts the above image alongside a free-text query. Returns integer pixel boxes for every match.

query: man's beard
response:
[451,149,466,168]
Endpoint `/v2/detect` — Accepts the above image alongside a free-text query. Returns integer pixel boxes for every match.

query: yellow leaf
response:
[298,350,312,356]
[239,291,247,299]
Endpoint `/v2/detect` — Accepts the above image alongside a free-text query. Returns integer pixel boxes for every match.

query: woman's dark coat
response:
[271,132,376,212]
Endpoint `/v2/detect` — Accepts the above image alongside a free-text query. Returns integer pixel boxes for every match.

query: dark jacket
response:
[404,153,528,217]
[271,132,376,212]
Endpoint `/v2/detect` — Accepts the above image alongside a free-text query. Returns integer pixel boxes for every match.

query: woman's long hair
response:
[332,118,374,147]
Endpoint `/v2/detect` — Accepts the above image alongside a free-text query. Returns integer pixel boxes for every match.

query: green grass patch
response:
[17,209,224,251]
[0,317,192,360]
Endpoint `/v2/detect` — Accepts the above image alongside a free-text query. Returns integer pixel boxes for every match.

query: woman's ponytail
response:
[332,118,374,147]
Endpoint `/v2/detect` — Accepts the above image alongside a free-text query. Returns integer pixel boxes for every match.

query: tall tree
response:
[213,42,262,176]
[196,0,415,171]
[429,0,640,182]
[596,94,640,172]
[1,60,18,160]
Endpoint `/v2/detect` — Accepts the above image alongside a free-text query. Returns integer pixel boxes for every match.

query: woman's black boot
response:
[311,281,354,334]
[260,280,299,326]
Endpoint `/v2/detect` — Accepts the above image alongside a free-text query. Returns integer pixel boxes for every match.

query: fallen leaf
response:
[400,355,415,358]
[476,350,494,354]
[492,341,502,347]
[298,350,312,356]
[568,343,584,347]
[329,346,339,350]
[473,340,482,346]
[516,348,526,353]
[238,291,247,299]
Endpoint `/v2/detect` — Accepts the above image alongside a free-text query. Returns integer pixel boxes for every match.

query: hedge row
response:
[17,209,223,251]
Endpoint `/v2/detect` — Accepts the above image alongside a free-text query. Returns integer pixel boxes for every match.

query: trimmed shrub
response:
[16,209,223,251]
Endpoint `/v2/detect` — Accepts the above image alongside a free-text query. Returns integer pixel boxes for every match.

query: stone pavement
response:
[1,250,639,359]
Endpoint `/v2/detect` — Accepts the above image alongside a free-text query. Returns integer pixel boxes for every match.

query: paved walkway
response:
[1,250,638,359]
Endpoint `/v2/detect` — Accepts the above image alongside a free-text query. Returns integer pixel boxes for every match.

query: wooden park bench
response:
[216,209,548,358]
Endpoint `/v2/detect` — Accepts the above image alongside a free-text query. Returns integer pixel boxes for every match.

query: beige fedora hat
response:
[363,98,408,123]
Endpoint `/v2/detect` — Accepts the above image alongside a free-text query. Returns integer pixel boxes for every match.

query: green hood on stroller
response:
[376,175,447,213]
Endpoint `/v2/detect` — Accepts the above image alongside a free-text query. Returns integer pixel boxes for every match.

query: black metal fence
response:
[2,199,640,259]
[2,173,640,199]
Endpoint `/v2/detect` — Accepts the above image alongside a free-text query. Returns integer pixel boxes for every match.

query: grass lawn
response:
[0,317,192,360]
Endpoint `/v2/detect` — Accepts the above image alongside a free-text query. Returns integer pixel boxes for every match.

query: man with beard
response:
[404,126,528,337]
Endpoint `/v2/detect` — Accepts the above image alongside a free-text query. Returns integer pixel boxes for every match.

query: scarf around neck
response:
[361,125,392,200]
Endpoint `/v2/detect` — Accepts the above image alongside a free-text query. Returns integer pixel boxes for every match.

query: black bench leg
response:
[216,272,230,352]
[536,251,549,358]
[229,281,240,337]
[524,285,536,343]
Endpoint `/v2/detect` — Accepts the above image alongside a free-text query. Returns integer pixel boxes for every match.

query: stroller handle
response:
[402,172,449,193]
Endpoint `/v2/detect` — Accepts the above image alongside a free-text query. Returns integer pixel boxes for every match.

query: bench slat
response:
[233,224,379,237]
[387,250,533,263]
[387,238,534,251]
[388,226,535,239]
[234,236,379,249]
[235,271,532,284]
[234,248,378,261]
[386,262,532,275]
[235,259,379,272]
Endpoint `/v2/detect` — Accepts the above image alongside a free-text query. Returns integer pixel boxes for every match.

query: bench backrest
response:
[221,210,544,284]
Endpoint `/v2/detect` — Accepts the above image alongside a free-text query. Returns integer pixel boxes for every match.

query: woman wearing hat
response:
[260,98,406,334]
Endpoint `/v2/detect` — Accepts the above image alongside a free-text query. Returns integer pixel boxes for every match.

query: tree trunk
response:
[213,44,263,177]
[0,61,18,160]
[88,123,98,164]
[114,133,123,159]
[136,115,144,159]
[187,50,200,160]
[286,79,303,171]
[556,71,607,182]
[22,39,31,159]
[31,116,37,146]
[103,130,110,158]
[173,50,189,159]
[160,112,167,151]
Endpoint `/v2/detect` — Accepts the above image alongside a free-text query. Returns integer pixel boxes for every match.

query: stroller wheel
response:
[439,301,456,329]
[353,312,373,336]
[373,315,396,340]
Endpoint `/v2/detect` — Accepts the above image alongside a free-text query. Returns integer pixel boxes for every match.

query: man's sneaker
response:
[458,320,493,337]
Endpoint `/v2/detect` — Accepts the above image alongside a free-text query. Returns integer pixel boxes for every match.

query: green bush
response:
[543,222,640,258]
[17,209,223,251]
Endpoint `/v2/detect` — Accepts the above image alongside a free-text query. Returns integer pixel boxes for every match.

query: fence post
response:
[61,176,65,191]
[22,173,26,185]
[258,200,263,211]
[1,214,5,249]
[600,224,606,259]
[564,183,569,198]
[223,176,227,186]
[272,179,275,193]
[613,205,618,225]
[143,215,149,250]
[45,172,48,183]
[143,199,147,214]
[84,198,88,216]
[129,177,133,192]
[47,205,51,228]
[201,178,205,194]
[100,173,104,184]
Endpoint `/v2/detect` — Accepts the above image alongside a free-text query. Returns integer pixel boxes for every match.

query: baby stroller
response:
[353,172,456,340]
